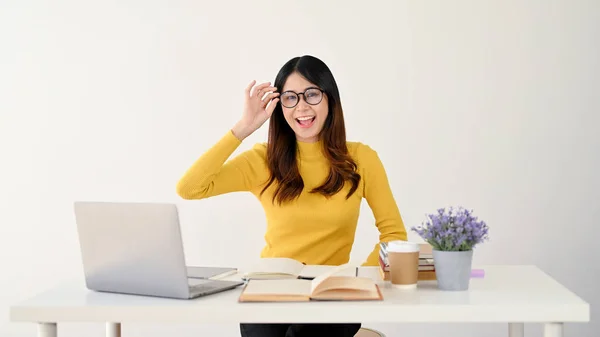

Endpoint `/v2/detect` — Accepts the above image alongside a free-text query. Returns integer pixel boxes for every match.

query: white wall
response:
[1,0,598,336]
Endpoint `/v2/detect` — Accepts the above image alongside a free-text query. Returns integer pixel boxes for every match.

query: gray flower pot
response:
[432,250,473,291]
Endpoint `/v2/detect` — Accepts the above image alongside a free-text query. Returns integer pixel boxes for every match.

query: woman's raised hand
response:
[232,80,280,140]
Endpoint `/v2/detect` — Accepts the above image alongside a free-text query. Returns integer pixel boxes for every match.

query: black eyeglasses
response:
[280,87,324,108]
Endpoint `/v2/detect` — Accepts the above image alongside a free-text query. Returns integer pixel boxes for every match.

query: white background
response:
[1,0,598,336]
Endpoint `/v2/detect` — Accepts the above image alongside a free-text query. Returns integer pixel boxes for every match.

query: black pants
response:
[240,323,362,337]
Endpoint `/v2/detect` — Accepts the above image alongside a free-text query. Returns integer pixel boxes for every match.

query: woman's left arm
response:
[359,144,408,266]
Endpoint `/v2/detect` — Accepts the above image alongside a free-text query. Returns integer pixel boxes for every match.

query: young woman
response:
[176,55,407,337]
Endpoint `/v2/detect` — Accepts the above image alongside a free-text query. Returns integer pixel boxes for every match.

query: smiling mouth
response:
[296,116,316,128]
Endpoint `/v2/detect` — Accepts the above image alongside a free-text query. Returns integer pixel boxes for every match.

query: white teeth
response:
[297,116,314,121]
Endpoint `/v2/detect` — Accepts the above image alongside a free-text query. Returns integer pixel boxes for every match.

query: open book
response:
[242,257,357,280]
[238,264,382,302]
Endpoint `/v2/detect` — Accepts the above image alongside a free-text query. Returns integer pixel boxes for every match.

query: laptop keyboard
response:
[188,279,218,293]
[188,278,211,286]
[190,283,218,293]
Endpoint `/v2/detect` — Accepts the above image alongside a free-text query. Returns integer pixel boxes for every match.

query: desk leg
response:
[38,323,57,337]
[508,323,524,337]
[106,322,121,337]
[544,323,563,337]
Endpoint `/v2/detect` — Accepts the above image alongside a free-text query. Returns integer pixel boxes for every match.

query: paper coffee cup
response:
[387,241,420,289]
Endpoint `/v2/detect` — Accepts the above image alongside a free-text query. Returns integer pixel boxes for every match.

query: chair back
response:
[355,327,386,337]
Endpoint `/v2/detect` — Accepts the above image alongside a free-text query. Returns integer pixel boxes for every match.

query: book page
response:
[299,265,357,279]
[309,263,355,294]
[243,257,305,279]
[242,279,311,296]
[311,276,377,296]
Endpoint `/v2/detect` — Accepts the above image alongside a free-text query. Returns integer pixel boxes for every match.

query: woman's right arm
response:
[175,130,262,199]
[176,80,280,200]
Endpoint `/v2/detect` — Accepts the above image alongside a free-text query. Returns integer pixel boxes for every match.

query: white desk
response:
[9,265,589,337]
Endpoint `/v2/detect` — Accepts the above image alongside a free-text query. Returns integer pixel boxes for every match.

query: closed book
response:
[379,242,435,272]
[379,266,437,281]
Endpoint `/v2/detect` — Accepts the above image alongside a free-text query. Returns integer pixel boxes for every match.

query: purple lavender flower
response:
[410,206,490,251]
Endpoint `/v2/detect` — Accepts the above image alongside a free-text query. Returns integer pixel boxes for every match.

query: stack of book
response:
[378,242,436,281]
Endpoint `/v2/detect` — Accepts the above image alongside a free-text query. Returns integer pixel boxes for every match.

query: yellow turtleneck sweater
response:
[176,130,407,266]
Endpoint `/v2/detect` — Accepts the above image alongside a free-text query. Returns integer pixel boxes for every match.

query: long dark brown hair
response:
[260,55,361,205]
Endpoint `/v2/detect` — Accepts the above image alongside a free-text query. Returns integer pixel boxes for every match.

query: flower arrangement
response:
[411,206,489,251]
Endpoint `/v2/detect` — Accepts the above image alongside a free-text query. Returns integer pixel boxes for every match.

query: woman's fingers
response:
[251,82,271,97]
[245,80,256,98]
[254,84,279,100]
[245,81,279,117]
[261,92,280,107]
[260,87,278,101]
[265,98,279,116]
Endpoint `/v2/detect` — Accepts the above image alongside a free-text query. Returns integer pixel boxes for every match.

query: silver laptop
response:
[73,201,244,299]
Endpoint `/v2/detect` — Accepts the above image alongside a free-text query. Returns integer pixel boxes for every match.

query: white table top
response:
[9,265,589,324]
